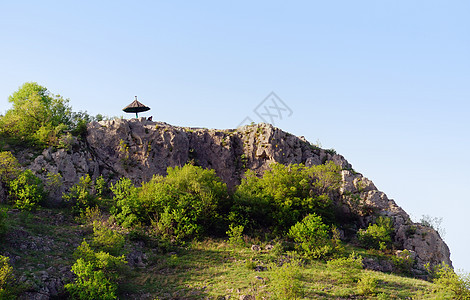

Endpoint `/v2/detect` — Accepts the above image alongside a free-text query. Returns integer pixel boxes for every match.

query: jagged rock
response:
[397,224,451,269]
[127,250,148,268]
[396,249,417,260]
[362,257,394,273]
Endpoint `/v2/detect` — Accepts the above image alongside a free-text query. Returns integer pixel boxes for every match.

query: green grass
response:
[120,239,444,300]
[0,206,454,299]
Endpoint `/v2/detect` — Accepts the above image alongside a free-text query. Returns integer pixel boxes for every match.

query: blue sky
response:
[1,1,469,272]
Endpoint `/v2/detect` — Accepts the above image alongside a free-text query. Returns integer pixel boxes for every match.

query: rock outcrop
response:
[26,118,452,271]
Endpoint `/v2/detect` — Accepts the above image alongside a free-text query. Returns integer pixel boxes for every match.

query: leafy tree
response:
[0,82,98,147]
[8,169,45,211]
[0,82,73,146]
[288,213,334,259]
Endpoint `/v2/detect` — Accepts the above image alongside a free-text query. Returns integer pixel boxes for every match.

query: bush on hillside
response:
[63,175,95,215]
[231,161,341,234]
[0,151,20,184]
[357,216,394,250]
[0,255,14,298]
[111,164,229,242]
[66,240,126,300]
[428,263,470,299]
[288,213,335,259]
[8,169,45,211]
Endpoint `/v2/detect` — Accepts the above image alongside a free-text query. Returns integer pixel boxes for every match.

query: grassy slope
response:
[0,206,451,299]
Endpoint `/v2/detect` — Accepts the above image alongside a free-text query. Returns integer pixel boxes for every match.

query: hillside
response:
[29,119,451,269]
[0,118,462,299]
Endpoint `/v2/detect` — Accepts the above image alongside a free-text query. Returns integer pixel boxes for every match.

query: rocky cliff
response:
[28,118,451,273]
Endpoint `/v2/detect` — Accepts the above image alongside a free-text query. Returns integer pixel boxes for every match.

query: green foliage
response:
[0,152,20,184]
[91,220,125,256]
[232,161,341,234]
[392,249,414,275]
[8,170,45,211]
[67,239,126,300]
[288,214,334,259]
[357,216,394,250]
[327,252,363,283]
[111,164,229,242]
[0,82,98,148]
[0,255,14,299]
[44,172,64,197]
[63,175,95,214]
[226,224,245,247]
[269,259,304,299]
[66,258,117,300]
[357,272,378,295]
[110,177,139,227]
[94,175,109,197]
[430,263,470,299]
[118,139,130,169]
[0,82,73,147]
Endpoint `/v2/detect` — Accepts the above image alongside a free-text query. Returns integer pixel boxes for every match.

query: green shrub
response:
[288,213,334,259]
[66,240,126,300]
[226,224,245,247]
[109,177,139,227]
[63,175,95,214]
[94,175,109,198]
[91,220,125,256]
[111,164,229,242]
[357,216,394,250]
[66,258,117,300]
[45,172,63,195]
[391,249,414,275]
[357,272,378,295]
[8,169,45,211]
[0,255,14,298]
[327,252,363,283]
[430,263,470,299]
[231,162,341,234]
[269,259,304,299]
[0,152,20,185]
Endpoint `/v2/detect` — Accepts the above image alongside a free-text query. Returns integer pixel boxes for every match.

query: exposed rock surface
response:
[25,119,452,271]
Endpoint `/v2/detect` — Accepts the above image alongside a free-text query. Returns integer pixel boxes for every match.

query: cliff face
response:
[28,118,451,271]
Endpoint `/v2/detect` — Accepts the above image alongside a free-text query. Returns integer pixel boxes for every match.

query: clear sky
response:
[1,1,469,272]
